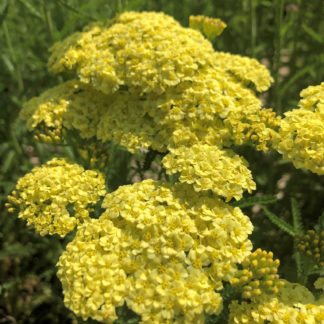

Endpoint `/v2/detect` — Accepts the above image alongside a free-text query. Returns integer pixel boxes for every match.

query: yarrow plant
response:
[6,11,324,323]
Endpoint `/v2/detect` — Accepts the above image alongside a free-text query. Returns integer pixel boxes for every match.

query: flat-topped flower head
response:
[228,280,324,324]
[101,180,253,284]
[20,80,108,143]
[275,82,324,175]
[48,11,216,95]
[57,179,254,323]
[212,52,273,92]
[47,11,273,97]
[162,144,256,201]
[25,11,277,158]
[7,158,106,236]
[57,215,224,323]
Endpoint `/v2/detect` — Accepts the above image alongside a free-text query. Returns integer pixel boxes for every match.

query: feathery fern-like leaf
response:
[261,206,295,236]
[291,198,304,234]
[230,195,277,208]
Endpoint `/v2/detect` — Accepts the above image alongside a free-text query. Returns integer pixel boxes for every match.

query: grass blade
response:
[0,0,9,28]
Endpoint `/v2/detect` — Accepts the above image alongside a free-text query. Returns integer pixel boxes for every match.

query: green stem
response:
[274,0,284,114]
[116,0,123,12]
[43,0,54,41]
[10,120,23,156]
[294,250,307,285]
[57,0,96,20]
[249,0,256,57]
[3,21,24,92]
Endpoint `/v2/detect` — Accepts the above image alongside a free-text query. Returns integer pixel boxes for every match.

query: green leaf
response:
[302,24,323,43]
[0,0,9,28]
[279,65,315,97]
[1,54,15,73]
[261,206,295,236]
[294,251,302,280]
[0,243,36,260]
[291,198,304,234]
[0,280,17,296]
[56,0,96,20]
[18,0,43,20]
[230,195,277,208]
[308,268,324,276]
[315,211,324,231]
[1,149,15,173]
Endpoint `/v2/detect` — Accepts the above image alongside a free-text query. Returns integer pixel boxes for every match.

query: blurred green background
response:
[1,0,323,323]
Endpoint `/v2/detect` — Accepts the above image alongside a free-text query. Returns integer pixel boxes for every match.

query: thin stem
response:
[10,121,23,156]
[249,0,256,57]
[3,21,24,92]
[274,0,284,114]
[116,0,123,13]
[56,0,96,21]
[43,0,54,41]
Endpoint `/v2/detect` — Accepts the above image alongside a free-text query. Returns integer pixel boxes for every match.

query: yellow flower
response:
[162,144,256,201]
[48,12,215,95]
[20,79,110,143]
[230,249,285,301]
[228,281,324,324]
[57,179,253,322]
[26,11,277,158]
[274,82,324,175]
[189,15,227,40]
[7,158,106,236]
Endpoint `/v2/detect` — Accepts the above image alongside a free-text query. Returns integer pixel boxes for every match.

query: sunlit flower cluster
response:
[162,144,256,201]
[275,82,324,175]
[57,179,253,323]
[20,79,108,143]
[229,281,324,323]
[10,10,324,324]
[7,158,106,236]
[20,11,281,202]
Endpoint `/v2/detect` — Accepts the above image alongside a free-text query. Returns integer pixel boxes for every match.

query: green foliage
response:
[1,0,324,323]
[291,198,304,234]
[261,206,295,236]
[230,194,277,208]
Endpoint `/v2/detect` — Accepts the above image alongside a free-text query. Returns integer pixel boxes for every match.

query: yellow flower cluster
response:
[7,158,106,236]
[275,82,324,175]
[295,229,324,268]
[101,180,253,283]
[162,144,256,201]
[11,10,324,323]
[46,10,274,143]
[230,249,285,300]
[20,11,281,202]
[20,79,108,143]
[58,218,222,324]
[189,15,227,40]
[57,179,253,323]
[229,281,324,324]
[225,105,281,151]
[48,11,216,94]
[212,52,274,92]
